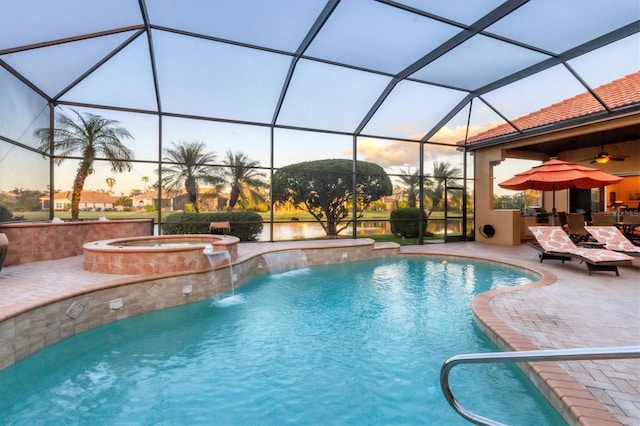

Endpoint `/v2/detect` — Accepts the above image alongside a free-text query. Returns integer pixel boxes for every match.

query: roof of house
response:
[0,192,18,203]
[47,191,118,203]
[131,191,161,200]
[464,71,640,144]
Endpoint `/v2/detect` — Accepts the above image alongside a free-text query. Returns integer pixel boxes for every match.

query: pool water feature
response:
[204,248,243,307]
[0,258,565,425]
[262,249,309,273]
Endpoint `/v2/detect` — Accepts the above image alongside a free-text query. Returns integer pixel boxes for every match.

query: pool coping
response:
[468,258,621,426]
[0,240,630,425]
[398,251,621,425]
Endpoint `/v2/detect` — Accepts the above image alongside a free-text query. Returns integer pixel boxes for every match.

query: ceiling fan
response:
[580,144,628,164]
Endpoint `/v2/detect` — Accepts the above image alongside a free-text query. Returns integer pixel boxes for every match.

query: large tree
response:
[160,141,222,213]
[219,150,268,210]
[272,159,392,236]
[35,109,134,220]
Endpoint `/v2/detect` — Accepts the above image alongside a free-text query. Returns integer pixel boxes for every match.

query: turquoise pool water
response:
[0,257,565,425]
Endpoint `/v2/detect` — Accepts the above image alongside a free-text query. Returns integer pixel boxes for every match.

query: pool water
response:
[0,258,565,425]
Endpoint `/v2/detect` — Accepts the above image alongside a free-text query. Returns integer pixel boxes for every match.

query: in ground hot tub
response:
[83,234,239,275]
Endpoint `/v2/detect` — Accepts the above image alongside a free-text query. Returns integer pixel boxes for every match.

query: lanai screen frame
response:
[0,1,638,241]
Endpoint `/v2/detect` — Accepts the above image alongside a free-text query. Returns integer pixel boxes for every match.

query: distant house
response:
[40,192,71,211]
[40,191,118,211]
[172,188,229,211]
[383,189,404,210]
[131,191,171,211]
[0,192,19,204]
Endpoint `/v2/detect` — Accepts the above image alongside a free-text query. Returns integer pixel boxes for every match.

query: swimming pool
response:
[0,257,565,425]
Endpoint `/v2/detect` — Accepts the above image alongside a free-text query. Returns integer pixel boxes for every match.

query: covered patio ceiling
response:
[1,0,639,150]
[504,119,640,158]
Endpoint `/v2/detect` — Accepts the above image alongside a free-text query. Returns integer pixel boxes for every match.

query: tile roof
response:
[49,191,118,203]
[463,71,640,144]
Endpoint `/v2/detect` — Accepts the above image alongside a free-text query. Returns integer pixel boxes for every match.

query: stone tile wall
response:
[0,219,154,266]
[0,243,398,371]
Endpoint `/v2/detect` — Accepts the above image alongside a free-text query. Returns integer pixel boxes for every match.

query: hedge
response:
[161,211,263,241]
[389,207,427,238]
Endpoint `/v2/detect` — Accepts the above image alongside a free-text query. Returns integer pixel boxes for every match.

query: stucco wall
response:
[474,149,524,245]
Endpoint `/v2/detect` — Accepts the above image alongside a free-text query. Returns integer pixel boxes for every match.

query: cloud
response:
[431,121,505,144]
[352,138,418,168]
[430,125,467,144]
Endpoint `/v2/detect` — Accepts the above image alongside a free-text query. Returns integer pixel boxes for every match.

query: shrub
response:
[161,211,263,241]
[390,207,427,238]
[0,205,14,222]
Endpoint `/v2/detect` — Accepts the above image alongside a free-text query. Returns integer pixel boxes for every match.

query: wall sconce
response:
[183,284,193,296]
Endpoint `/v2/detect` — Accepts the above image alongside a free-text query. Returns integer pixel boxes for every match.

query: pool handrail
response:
[440,345,640,426]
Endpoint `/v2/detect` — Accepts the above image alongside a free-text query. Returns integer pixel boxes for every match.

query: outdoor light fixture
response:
[580,144,627,164]
[109,298,124,311]
[594,152,610,164]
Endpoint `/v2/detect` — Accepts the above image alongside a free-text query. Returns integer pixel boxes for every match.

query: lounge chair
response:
[584,226,640,257]
[528,226,633,276]
[565,212,589,242]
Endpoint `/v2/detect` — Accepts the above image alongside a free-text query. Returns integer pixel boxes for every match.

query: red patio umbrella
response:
[498,158,623,224]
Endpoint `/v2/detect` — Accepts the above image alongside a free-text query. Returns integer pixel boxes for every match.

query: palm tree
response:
[105,177,116,194]
[424,161,462,217]
[397,168,422,208]
[219,150,267,210]
[35,109,134,220]
[161,141,221,213]
[141,176,149,192]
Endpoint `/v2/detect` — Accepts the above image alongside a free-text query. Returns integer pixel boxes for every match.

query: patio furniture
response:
[499,158,623,225]
[590,212,616,226]
[584,226,640,257]
[618,213,640,241]
[565,212,589,242]
[528,226,633,276]
[209,221,231,235]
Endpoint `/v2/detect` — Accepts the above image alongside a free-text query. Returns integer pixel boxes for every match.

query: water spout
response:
[204,247,239,305]
[262,249,309,274]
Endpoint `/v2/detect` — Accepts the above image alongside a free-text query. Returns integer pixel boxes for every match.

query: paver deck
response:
[400,242,640,426]
[0,241,638,425]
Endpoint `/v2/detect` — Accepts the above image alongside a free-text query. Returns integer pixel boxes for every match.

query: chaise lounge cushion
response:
[529,226,633,271]
[584,226,640,256]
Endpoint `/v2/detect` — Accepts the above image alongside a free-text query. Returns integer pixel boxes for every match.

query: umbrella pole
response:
[552,184,557,226]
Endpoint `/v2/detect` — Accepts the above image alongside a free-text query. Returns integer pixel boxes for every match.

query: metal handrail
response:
[440,346,640,426]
